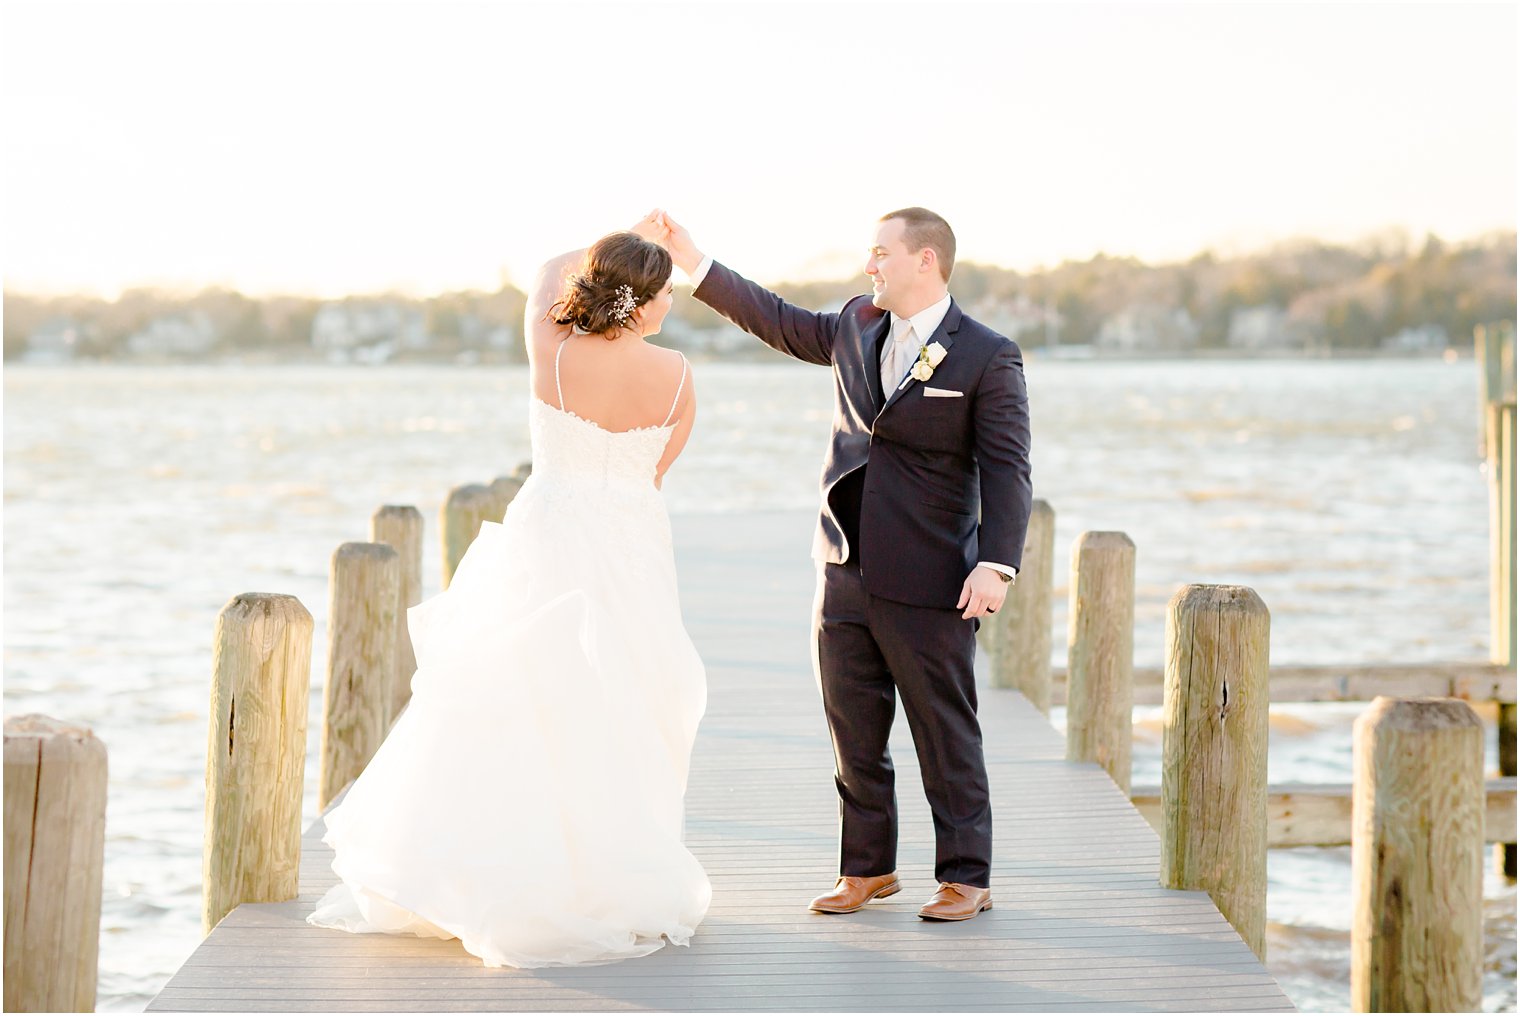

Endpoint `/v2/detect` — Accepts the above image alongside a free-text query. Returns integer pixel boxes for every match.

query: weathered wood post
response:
[1490,399,1516,667]
[370,505,422,718]
[1480,321,1519,880]
[1065,531,1135,793]
[441,483,496,589]
[1476,322,1516,457]
[1478,323,1518,877]
[1495,399,1517,878]
[1502,701,1517,879]
[203,593,313,934]
[1160,584,1270,960]
[487,474,525,545]
[989,499,1055,711]
[1351,697,1484,1013]
[4,716,107,1013]
[320,542,399,811]
[491,474,525,518]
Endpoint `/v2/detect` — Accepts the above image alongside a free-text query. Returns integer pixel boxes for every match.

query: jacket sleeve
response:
[972,340,1033,570]
[692,260,839,367]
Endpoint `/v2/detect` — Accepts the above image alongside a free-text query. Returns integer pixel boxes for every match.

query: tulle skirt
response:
[306,476,711,967]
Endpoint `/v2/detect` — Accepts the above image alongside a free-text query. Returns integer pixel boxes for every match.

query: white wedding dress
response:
[306,346,711,967]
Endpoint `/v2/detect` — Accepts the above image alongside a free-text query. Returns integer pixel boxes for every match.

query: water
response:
[3,358,1513,1011]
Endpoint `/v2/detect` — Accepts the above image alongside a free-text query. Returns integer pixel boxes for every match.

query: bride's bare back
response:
[541,335,687,432]
[525,245,697,486]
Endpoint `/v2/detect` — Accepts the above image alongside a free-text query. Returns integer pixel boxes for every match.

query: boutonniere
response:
[899,341,949,390]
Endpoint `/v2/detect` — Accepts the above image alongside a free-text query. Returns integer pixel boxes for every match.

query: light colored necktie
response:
[882,322,917,393]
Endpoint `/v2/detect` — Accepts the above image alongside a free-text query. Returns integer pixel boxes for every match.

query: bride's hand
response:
[630,209,670,246]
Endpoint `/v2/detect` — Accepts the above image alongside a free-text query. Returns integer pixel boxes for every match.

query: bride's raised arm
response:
[524,211,669,366]
[524,248,585,366]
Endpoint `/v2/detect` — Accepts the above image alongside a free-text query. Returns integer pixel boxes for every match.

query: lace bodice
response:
[512,397,677,562]
[527,397,674,492]
[523,339,687,498]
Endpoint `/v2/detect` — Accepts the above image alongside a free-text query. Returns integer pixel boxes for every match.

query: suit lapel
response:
[878,300,962,418]
[863,313,891,410]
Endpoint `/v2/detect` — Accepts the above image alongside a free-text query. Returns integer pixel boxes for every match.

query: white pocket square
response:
[923,387,964,398]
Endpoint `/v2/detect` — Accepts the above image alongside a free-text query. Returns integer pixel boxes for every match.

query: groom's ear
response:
[918,248,938,276]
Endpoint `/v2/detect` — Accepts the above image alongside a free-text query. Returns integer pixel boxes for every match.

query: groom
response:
[663,208,1032,921]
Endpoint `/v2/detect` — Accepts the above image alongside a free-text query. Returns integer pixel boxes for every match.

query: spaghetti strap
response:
[554,340,567,411]
[661,354,689,428]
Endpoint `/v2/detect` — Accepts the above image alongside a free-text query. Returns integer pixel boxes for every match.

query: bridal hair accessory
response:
[900,341,949,390]
[610,284,638,325]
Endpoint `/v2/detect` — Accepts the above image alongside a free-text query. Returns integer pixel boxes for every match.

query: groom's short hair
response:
[880,207,956,283]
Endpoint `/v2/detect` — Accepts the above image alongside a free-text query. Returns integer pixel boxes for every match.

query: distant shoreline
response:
[5,347,1472,370]
[1024,346,1471,363]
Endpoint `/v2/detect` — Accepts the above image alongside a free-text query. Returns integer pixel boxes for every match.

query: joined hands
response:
[629,209,669,246]
[629,209,705,277]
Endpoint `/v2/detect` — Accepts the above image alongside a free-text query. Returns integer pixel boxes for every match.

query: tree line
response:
[5,231,1513,362]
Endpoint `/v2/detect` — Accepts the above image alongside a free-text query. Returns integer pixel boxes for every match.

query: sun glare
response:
[1,1,1513,297]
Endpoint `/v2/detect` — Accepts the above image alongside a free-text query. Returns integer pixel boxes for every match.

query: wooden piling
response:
[320,542,399,811]
[489,475,525,530]
[1159,584,1270,961]
[1496,399,1517,878]
[1501,703,1517,879]
[203,593,313,934]
[1476,322,1516,457]
[1065,531,1135,793]
[1351,697,1484,1013]
[441,483,497,589]
[370,505,422,718]
[990,499,1055,712]
[1490,400,1516,669]
[3,715,107,1013]
[1478,321,1517,879]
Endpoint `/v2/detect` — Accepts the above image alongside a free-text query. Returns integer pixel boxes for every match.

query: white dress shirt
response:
[882,293,951,392]
[684,255,1015,584]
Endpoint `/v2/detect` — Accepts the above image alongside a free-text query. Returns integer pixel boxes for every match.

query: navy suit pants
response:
[810,559,993,887]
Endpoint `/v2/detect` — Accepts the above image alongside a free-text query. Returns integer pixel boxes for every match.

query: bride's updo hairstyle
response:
[550,232,673,340]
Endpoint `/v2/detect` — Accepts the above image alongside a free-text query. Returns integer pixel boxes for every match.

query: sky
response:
[1,0,1515,298]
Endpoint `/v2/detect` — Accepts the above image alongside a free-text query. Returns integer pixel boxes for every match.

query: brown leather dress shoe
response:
[808,873,901,913]
[918,882,992,921]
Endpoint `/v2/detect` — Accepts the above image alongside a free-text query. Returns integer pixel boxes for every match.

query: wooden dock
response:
[149,510,1294,1012]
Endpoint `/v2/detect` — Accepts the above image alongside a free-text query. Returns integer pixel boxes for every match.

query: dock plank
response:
[149,511,1295,1012]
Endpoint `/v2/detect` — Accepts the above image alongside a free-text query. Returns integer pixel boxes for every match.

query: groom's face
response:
[865,218,918,315]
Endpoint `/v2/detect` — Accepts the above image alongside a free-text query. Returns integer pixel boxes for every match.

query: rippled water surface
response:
[3,359,1513,1011]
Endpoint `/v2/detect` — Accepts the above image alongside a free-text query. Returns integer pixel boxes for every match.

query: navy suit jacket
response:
[694,261,1033,609]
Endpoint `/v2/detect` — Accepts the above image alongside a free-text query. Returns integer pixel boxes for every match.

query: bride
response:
[306,212,712,967]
